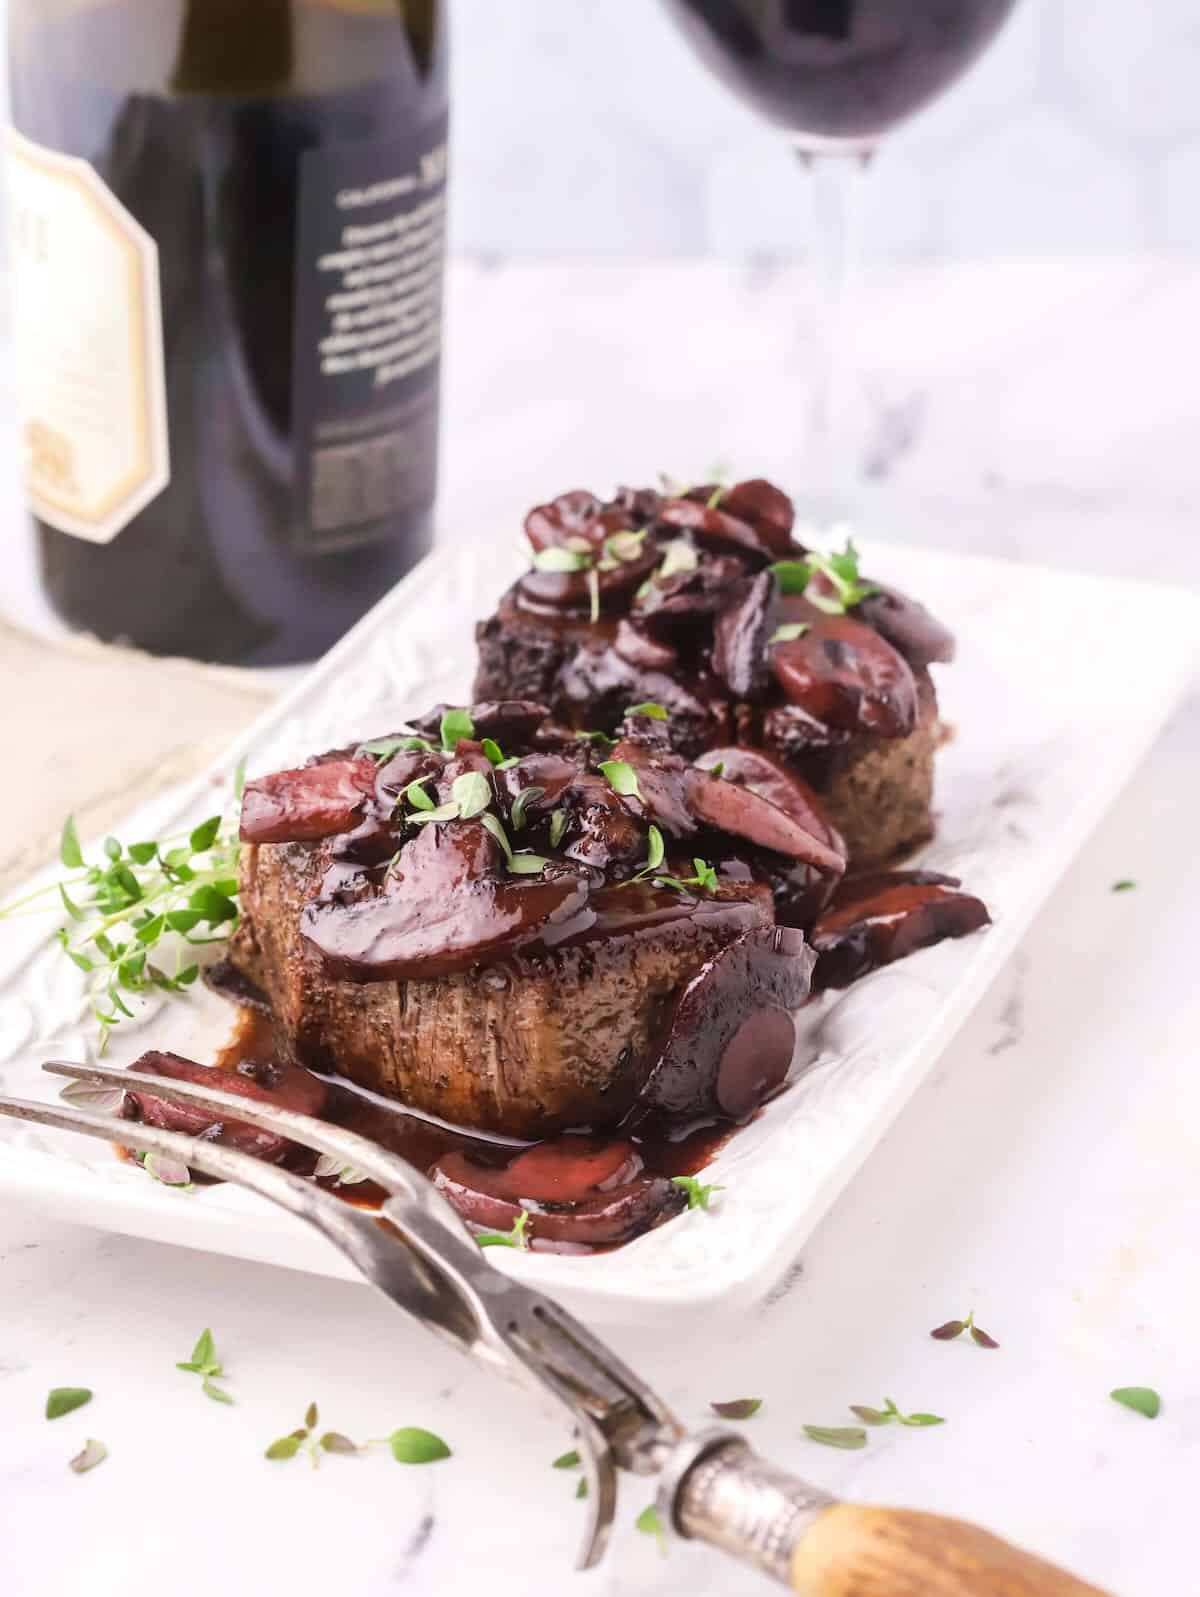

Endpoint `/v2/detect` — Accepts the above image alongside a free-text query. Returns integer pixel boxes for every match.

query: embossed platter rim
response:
[1,532,1197,1323]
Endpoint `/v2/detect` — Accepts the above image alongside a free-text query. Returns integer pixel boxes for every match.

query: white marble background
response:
[0,0,1199,258]
[448,0,1200,259]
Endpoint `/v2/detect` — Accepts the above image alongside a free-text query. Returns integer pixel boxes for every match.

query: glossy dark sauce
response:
[210,1008,734,1248]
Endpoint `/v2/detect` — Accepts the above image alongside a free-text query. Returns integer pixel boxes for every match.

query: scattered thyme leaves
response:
[46,1387,92,1421]
[930,1310,999,1349]
[1111,1387,1160,1419]
[389,1427,452,1464]
[481,813,513,861]
[5,779,243,1051]
[849,1399,943,1428]
[671,1175,725,1211]
[142,1153,194,1190]
[576,1478,588,1499]
[313,1153,370,1187]
[58,1079,124,1114]
[265,1434,304,1461]
[711,1399,761,1421]
[769,623,810,645]
[553,1449,581,1470]
[407,801,461,826]
[802,1425,867,1450]
[636,1504,667,1553]
[549,809,568,849]
[768,559,812,596]
[59,816,83,869]
[624,701,668,721]
[656,539,698,581]
[510,786,545,833]
[575,728,618,749]
[451,771,492,821]
[770,540,875,613]
[532,546,589,574]
[358,733,433,760]
[439,708,475,752]
[599,759,641,799]
[654,857,719,896]
[321,1432,360,1455]
[405,778,435,812]
[69,1438,107,1475]
[507,854,550,876]
[1111,879,1137,894]
[477,1211,531,1250]
[481,737,505,766]
[177,1327,232,1404]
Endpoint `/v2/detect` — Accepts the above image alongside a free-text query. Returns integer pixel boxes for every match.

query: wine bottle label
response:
[5,129,170,545]
[292,113,448,550]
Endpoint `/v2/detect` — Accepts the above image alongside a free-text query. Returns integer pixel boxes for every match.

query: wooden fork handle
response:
[670,1437,1109,1597]
[789,1504,1109,1597]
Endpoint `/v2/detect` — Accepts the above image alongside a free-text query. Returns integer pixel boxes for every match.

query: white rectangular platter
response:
[1,534,1196,1323]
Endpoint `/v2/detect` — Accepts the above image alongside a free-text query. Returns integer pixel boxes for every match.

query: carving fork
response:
[0,1061,1107,1597]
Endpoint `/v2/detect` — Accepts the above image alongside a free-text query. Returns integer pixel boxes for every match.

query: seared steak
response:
[474,477,954,869]
[226,703,824,1138]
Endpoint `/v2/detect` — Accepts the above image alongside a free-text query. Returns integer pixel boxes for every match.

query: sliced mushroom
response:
[693,746,845,861]
[811,870,990,989]
[613,618,679,672]
[645,927,814,1118]
[608,737,696,840]
[712,571,777,699]
[658,494,793,563]
[524,490,603,551]
[558,772,646,870]
[693,746,847,928]
[430,1139,686,1247]
[718,478,797,549]
[301,819,590,981]
[857,584,956,667]
[769,612,918,738]
[123,1050,328,1164]
[685,767,846,877]
[633,555,751,638]
[240,758,378,845]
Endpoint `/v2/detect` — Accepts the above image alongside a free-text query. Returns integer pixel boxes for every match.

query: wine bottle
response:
[6,0,448,664]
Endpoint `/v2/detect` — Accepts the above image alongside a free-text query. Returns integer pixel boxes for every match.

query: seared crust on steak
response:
[762,669,940,868]
[230,840,775,1136]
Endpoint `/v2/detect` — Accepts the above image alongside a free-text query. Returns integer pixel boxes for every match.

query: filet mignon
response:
[474,476,952,869]
[227,703,826,1138]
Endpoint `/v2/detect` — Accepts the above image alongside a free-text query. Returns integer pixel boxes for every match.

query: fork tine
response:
[42,1058,439,1207]
[1,1091,404,1267]
[0,1091,487,1351]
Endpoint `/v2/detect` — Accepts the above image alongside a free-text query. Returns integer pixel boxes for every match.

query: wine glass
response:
[661,0,1019,536]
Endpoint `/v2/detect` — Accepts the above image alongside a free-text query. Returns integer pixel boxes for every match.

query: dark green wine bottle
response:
[7,0,448,664]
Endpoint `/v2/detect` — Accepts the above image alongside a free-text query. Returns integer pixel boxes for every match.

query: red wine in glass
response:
[662,0,1020,531]
[663,0,1017,143]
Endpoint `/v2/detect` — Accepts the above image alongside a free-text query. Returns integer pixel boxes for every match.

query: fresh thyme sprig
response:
[176,1327,233,1405]
[264,1404,451,1467]
[671,1175,725,1211]
[930,1309,999,1349]
[769,538,876,614]
[849,1398,944,1428]
[527,528,647,624]
[476,1211,531,1251]
[1,770,245,1051]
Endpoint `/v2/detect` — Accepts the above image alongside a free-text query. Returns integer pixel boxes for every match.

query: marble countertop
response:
[2,259,1198,1596]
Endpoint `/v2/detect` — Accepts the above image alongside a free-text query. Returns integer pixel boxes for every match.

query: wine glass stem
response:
[795,143,873,538]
